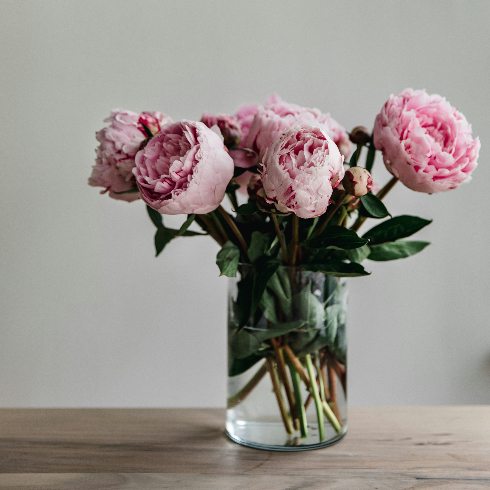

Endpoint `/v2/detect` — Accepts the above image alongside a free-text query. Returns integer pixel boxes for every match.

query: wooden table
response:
[0,407,489,489]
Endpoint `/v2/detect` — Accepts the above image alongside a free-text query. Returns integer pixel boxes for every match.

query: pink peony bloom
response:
[246,98,351,162]
[200,113,241,148]
[262,124,344,218]
[373,88,480,193]
[89,109,172,202]
[133,120,234,215]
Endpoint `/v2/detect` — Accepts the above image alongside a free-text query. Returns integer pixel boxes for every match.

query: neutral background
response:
[1,0,489,408]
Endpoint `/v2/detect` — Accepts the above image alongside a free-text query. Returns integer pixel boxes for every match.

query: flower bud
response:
[349,126,371,145]
[342,167,373,197]
[247,174,262,199]
[201,113,242,149]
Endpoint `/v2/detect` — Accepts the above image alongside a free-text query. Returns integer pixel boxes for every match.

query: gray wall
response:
[1,0,489,407]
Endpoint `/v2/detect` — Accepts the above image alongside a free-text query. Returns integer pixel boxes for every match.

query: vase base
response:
[226,425,347,452]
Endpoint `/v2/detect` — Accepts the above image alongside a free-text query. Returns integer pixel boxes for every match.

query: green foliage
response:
[346,244,371,263]
[363,215,432,245]
[176,214,196,236]
[154,228,174,257]
[368,240,430,261]
[235,203,258,215]
[302,226,368,250]
[248,231,268,262]
[307,260,371,277]
[359,194,390,219]
[216,241,240,277]
[365,142,376,173]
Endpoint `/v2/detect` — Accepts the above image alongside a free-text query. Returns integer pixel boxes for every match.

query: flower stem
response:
[195,215,225,246]
[227,361,267,409]
[305,354,325,442]
[314,191,346,237]
[271,338,299,431]
[289,215,300,265]
[272,213,288,263]
[283,346,310,385]
[351,176,398,233]
[210,212,229,244]
[266,357,293,435]
[289,363,308,438]
[217,205,250,260]
[327,361,342,423]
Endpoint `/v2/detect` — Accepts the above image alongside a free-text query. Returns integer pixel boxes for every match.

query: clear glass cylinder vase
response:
[226,266,348,451]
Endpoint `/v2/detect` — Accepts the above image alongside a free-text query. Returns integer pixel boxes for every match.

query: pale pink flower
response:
[373,88,480,193]
[262,124,344,218]
[133,121,234,215]
[200,113,241,148]
[246,98,351,162]
[89,109,172,202]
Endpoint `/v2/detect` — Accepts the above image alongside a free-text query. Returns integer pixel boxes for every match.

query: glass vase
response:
[226,266,348,451]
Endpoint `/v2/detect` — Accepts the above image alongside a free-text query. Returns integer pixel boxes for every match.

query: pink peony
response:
[89,109,172,202]
[261,124,344,218]
[246,98,351,162]
[373,89,480,193]
[200,113,241,148]
[133,120,234,215]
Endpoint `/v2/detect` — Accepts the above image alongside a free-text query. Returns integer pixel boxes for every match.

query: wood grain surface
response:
[0,407,489,489]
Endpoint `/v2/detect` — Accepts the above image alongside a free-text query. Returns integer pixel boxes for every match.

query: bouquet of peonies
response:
[89,90,479,448]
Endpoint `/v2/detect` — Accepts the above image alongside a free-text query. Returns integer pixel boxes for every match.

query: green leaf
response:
[363,215,432,245]
[346,243,371,263]
[308,260,371,277]
[226,182,240,193]
[248,231,267,263]
[216,241,240,277]
[237,258,280,329]
[302,226,368,250]
[147,205,163,228]
[349,145,362,167]
[154,228,174,257]
[259,288,279,324]
[231,320,307,359]
[228,353,264,377]
[266,270,292,320]
[360,194,390,219]
[235,203,258,215]
[368,240,430,261]
[365,142,376,173]
[176,214,196,237]
[174,229,206,237]
[292,287,325,331]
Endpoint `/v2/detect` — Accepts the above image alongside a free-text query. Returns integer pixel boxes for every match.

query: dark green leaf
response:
[231,320,307,359]
[308,260,371,277]
[216,241,240,277]
[250,257,280,322]
[368,240,430,261]
[176,214,196,237]
[365,142,376,173]
[226,182,240,193]
[154,228,174,257]
[237,258,280,328]
[302,225,368,250]
[235,203,258,215]
[363,215,432,245]
[360,194,390,219]
[248,231,267,262]
[228,353,264,377]
[233,165,258,178]
[346,244,371,263]
[349,145,362,167]
[147,205,163,228]
[173,229,206,237]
